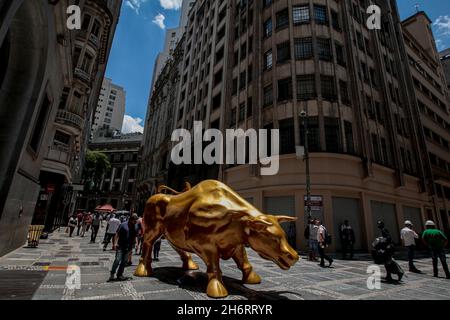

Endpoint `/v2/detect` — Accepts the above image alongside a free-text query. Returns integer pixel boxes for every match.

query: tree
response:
[83,150,111,192]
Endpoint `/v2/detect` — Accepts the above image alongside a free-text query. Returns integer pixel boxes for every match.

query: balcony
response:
[47,144,71,165]
[74,68,91,84]
[76,30,100,49]
[55,110,83,132]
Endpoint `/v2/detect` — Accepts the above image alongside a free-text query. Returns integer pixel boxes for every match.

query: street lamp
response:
[300,110,312,219]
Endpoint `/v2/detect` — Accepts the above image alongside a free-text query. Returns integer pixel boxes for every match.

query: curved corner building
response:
[139,0,450,252]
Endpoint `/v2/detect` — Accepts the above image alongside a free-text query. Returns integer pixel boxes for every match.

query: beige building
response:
[92,77,126,135]
[139,0,450,252]
[0,0,122,256]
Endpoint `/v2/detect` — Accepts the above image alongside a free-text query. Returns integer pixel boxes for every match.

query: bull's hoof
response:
[184,259,199,271]
[134,259,153,277]
[243,271,261,284]
[206,279,228,299]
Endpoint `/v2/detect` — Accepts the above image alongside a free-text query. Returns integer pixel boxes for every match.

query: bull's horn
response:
[276,216,297,223]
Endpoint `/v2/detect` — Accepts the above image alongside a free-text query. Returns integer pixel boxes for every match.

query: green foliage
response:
[83,150,111,192]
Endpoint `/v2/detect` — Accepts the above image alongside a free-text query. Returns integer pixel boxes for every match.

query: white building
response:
[92,78,126,134]
[149,0,195,93]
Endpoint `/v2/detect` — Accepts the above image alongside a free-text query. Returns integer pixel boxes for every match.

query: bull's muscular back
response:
[149,180,262,252]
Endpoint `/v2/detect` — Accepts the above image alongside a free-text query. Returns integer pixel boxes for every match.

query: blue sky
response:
[106,0,450,133]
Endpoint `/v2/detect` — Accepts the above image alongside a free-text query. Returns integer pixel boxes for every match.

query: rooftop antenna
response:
[415,3,420,13]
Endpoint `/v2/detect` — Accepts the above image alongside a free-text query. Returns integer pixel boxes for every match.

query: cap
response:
[425,220,435,227]
[404,220,413,226]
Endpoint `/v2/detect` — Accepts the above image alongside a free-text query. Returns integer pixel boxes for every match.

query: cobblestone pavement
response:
[0,228,449,300]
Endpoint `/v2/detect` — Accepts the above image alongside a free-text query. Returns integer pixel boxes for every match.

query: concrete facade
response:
[138,0,450,253]
[0,0,122,256]
[441,48,450,90]
[81,133,142,212]
[92,77,126,134]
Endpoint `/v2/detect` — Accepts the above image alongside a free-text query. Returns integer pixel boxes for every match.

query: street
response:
[0,227,449,300]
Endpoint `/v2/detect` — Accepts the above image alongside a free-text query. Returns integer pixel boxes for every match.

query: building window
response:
[230,108,237,126]
[276,9,289,30]
[297,75,316,100]
[331,10,341,31]
[300,117,320,152]
[314,5,328,25]
[279,118,295,154]
[278,78,293,101]
[264,50,273,70]
[264,18,272,37]
[30,94,51,153]
[0,31,10,89]
[277,41,291,63]
[263,85,273,107]
[335,43,346,66]
[239,103,245,122]
[372,134,381,163]
[325,117,341,153]
[293,6,310,25]
[263,0,273,8]
[339,80,350,105]
[321,76,336,101]
[294,37,313,60]
[344,121,354,154]
[317,38,332,61]
[54,130,71,146]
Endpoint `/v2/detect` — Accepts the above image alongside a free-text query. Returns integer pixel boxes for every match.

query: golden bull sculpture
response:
[134,180,299,298]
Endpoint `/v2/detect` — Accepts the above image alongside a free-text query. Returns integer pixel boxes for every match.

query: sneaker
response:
[409,268,422,274]
[108,274,115,282]
[329,259,334,267]
[116,276,130,281]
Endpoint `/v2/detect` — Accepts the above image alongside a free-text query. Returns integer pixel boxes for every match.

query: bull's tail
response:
[157,182,192,195]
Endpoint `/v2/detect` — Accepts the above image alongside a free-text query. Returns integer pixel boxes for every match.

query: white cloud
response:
[125,0,149,14]
[433,16,450,51]
[122,115,144,134]
[153,13,166,29]
[159,0,183,10]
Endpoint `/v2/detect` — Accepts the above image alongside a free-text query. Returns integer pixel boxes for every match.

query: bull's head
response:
[241,214,299,270]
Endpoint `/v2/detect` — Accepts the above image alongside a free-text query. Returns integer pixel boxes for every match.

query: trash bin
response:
[27,225,45,248]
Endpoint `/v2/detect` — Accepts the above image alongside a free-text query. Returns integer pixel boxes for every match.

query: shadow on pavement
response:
[151,267,298,300]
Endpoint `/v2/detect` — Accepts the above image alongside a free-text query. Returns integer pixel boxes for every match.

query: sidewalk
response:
[0,228,449,300]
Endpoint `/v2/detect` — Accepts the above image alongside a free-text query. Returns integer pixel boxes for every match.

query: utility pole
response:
[301,110,311,219]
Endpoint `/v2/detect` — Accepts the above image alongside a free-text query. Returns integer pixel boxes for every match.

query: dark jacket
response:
[116,222,137,251]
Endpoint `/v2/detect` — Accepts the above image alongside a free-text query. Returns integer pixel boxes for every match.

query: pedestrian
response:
[109,214,139,282]
[375,220,404,282]
[340,220,355,260]
[67,214,78,237]
[422,220,450,279]
[153,236,162,261]
[135,216,145,255]
[400,220,421,273]
[317,220,333,268]
[80,212,90,237]
[85,212,92,233]
[90,212,101,243]
[76,211,83,236]
[103,214,121,251]
[306,219,319,262]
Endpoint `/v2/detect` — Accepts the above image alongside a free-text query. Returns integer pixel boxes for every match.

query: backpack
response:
[324,228,332,245]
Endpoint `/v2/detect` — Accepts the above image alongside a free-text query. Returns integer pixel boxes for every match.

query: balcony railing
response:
[74,68,91,83]
[56,110,83,131]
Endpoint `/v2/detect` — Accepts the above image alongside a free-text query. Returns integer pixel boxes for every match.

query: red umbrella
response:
[95,204,115,213]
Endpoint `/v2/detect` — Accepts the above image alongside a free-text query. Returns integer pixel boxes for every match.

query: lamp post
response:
[300,110,312,219]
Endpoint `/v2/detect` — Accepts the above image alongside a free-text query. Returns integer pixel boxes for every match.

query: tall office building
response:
[440,48,450,89]
[138,0,450,251]
[0,0,122,256]
[92,78,126,135]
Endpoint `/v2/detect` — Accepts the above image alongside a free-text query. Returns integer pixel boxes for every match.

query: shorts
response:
[309,239,319,253]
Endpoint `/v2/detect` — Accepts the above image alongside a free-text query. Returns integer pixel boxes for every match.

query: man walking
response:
[317,220,333,268]
[400,220,421,273]
[90,212,101,243]
[340,220,355,260]
[103,214,121,251]
[376,220,404,282]
[422,220,450,279]
[76,211,83,236]
[109,214,139,281]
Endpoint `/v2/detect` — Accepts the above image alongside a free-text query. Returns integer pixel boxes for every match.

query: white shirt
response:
[401,227,418,246]
[107,218,121,234]
[317,225,326,242]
